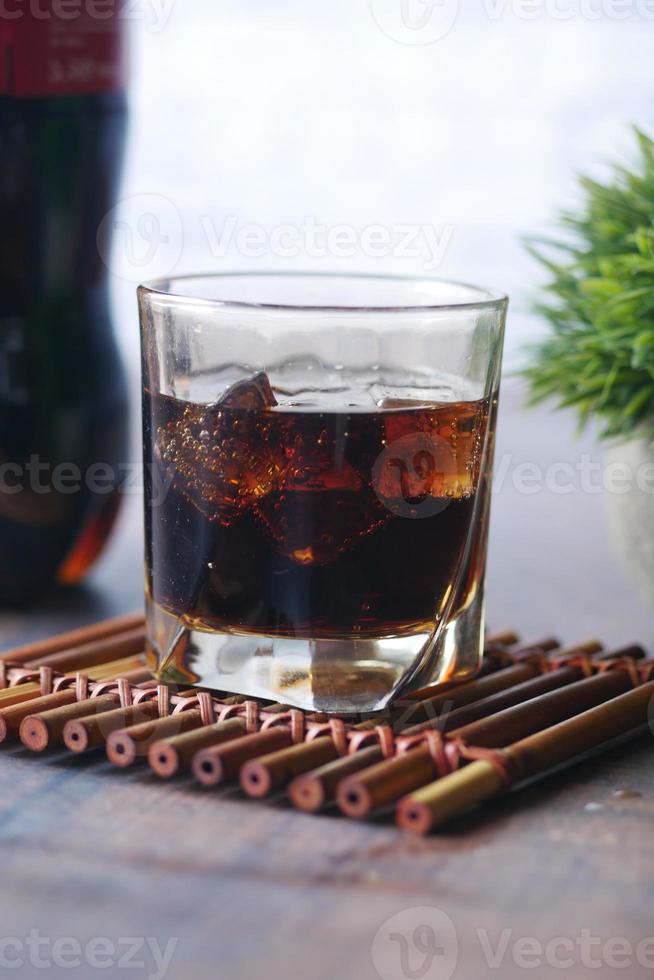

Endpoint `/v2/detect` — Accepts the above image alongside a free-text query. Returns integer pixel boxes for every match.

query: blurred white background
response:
[109,0,653,372]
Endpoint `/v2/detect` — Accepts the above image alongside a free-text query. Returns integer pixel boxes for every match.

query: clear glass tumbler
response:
[139,273,507,713]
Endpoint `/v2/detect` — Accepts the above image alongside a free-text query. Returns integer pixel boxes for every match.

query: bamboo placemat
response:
[1,615,652,833]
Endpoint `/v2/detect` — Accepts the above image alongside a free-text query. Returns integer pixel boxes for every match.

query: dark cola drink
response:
[144,372,493,652]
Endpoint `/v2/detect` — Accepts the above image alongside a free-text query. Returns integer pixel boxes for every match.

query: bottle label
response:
[0,2,126,97]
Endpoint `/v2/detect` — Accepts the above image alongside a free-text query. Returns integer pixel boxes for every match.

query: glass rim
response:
[138,271,509,314]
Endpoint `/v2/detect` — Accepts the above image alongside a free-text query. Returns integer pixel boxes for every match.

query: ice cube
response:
[254,421,388,565]
[218,372,277,411]
[156,372,282,524]
[255,485,388,565]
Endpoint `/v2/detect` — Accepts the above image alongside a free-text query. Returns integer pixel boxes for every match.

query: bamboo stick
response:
[0,612,144,666]
[24,626,145,671]
[149,718,248,777]
[240,737,340,798]
[106,709,205,768]
[0,690,78,741]
[288,746,385,813]
[20,695,123,751]
[64,701,160,753]
[398,761,503,833]
[237,718,375,799]
[397,665,584,743]
[447,670,630,750]
[484,630,521,647]
[392,663,540,728]
[192,728,293,787]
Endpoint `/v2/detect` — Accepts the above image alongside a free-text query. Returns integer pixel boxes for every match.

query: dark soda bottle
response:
[0,5,129,604]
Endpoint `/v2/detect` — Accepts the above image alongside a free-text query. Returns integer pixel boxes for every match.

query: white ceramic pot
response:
[604,432,654,608]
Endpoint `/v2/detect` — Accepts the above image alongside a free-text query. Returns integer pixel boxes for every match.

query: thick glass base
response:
[147,585,485,714]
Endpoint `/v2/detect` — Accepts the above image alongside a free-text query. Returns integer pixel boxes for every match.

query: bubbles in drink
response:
[156,372,282,524]
[376,398,485,506]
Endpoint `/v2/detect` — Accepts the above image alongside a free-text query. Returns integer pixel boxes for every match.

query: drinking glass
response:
[139,273,507,713]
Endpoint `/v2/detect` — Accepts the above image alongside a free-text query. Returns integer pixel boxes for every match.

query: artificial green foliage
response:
[523,128,654,439]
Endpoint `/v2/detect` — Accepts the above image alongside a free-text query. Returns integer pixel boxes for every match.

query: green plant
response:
[523,128,654,440]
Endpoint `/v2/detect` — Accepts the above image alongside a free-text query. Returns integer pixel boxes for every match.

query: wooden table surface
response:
[0,380,652,980]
